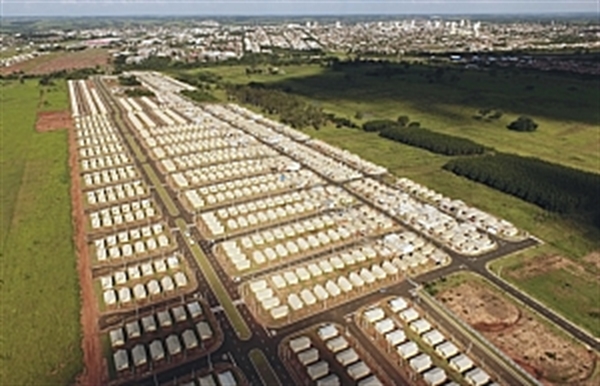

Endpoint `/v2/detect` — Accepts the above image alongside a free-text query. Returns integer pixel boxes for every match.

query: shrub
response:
[507,116,538,132]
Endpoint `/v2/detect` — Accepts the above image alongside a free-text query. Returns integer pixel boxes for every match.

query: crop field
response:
[178,62,600,336]
[0,79,82,385]
[0,48,110,75]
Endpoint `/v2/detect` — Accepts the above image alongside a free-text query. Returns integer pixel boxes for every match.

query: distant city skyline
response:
[2,0,598,17]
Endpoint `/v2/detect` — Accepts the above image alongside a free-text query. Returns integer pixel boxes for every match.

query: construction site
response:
[66,72,546,386]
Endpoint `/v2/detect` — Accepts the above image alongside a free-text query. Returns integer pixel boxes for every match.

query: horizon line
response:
[3,11,598,18]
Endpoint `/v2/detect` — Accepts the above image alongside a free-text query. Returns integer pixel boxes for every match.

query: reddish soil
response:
[1,49,109,75]
[438,281,599,385]
[35,110,73,132]
[68,125,104,386]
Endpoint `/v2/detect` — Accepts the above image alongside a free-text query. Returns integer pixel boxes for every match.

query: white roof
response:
[318,324,339,341]
[289,336,311,353]
[347,361,371,380]
[423,367,447,386]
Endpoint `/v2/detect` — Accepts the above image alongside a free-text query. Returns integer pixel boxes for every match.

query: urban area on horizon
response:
[1,8,599,386]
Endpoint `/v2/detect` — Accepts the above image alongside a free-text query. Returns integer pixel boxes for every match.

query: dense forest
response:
[377,124,487,155]
[443,153,600,225]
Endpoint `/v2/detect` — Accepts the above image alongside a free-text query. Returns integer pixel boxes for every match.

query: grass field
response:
[177,62,600,336]
[490,246,600,337]
[185,63,599,173]
[249,348,282,386]
[175,219,252,341]
[0,79,82,384]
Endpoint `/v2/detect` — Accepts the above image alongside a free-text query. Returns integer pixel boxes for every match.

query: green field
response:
[176,62,600,336]
[0,79,82,384]
[490,245,600,337]
[184,63,599,172]
[249,348,282,386]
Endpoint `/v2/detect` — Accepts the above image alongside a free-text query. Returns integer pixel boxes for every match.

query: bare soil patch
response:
[583,251,600,271]
[35,110,73,132]
[68,125,104,386]
[437,280,598,385]
[1,49,109,75]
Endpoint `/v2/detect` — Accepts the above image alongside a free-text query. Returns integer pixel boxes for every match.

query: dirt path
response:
[36,110,74,132]
[68,123,104,386]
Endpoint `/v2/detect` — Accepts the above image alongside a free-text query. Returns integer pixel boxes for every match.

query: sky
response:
[2,0,598,17]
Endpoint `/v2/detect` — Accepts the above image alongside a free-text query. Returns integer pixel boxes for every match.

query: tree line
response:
[124,88,154,98]
[380,126,487,156]
[443,153,600,226]
[181,89,218,103]
[226,83,327,129]
[225,83,359,130]
[361,119,487,156]
[117,75,141,86]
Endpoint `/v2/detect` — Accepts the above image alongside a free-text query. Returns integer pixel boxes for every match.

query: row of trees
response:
[443,153,600,225]
[360,119,486,156]
[175,71,222,87]
[124,88,154,98]
[379,125,487,156]
[117,75,141,86]
[226,84,327,130]
[181,89,217,103]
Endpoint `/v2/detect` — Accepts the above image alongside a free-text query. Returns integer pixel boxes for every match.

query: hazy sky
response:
[2,0,598,17]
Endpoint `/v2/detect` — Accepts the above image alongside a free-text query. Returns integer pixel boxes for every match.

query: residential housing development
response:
[64,70,546,385]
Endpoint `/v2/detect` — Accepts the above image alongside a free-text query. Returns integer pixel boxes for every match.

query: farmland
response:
[0,79,82,384]
[0,48,110,76]
[174,61,600,337]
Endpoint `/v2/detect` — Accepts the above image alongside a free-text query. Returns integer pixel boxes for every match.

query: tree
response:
[507,116,538,132]
[397,115,410,127]
[354,111,364,120]
[408,121,420,128]
[362,119,396,132]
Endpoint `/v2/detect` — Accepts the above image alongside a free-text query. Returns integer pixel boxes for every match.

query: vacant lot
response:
[0,48,109,75]
[490,247,600,338]
[0,79,82,385]
[431,273,599,385]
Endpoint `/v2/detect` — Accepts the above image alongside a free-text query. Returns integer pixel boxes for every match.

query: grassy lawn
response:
[515,269,600,337]
[0,79,82,385]
[39,79,70,111]
[490,245,600,337]
[249,348,282,386]
[175,219,252,341]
